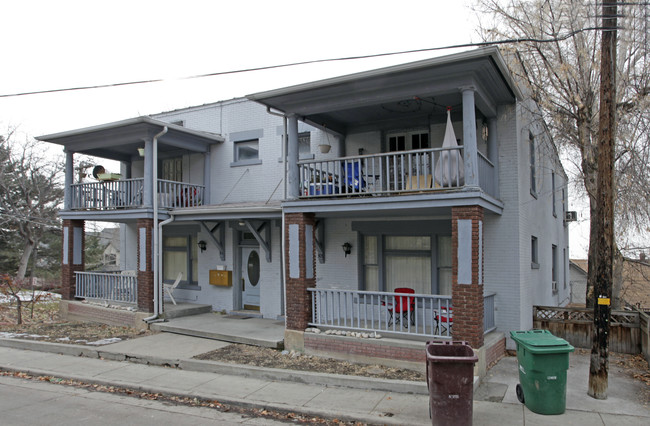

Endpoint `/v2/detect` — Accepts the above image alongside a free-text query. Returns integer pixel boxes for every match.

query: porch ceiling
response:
[248,47,520,135]
[37,116,224,163]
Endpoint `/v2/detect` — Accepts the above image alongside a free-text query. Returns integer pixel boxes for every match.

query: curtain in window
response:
[364,236,379,292]
[385,255,431,294]
[438,236,452,295]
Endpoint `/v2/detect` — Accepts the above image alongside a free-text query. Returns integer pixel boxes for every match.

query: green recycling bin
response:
[510,330,574,415]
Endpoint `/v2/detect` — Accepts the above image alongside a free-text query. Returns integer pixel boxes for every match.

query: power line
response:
[0,27,611,99]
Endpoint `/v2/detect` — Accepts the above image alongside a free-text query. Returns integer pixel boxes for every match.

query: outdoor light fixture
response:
[198,240,207,252]
[138,147,145,157]
[342,242,352,257]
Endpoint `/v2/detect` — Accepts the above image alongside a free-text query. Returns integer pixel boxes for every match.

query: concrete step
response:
[161,303,212,320]
[151,313,285,349]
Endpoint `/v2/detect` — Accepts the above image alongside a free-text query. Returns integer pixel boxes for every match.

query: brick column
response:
[137,218,154,313]
[284,212,316,331]
[451,205,484,349]
[61,219,85,300]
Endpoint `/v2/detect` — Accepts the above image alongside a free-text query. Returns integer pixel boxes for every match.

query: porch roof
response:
[36,116,224,163]
[171,201,283,221]
[247,47,521,135]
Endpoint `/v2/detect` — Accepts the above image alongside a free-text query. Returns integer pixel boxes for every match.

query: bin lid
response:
[510,330,575,354]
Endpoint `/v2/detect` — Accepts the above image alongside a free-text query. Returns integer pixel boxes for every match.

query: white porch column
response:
[143,139,153,207]
[287,115,300,200]
[487,117,499,198]
[462,88,479,188]
[203,147,211,204]
[64,149,73,210]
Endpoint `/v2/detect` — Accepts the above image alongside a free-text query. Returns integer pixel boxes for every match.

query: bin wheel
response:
[516,384,525,403]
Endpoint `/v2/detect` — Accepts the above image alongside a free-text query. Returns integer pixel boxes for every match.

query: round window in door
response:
[247,250,260,287]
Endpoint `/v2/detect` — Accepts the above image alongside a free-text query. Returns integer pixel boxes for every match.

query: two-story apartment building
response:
[38,47,570,365]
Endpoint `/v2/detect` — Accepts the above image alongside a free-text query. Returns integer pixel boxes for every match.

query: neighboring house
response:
[37,47,570,365]
[569,259,588,305]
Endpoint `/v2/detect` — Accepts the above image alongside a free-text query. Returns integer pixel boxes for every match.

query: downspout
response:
[143,126,168,323]
[266,106,287,316]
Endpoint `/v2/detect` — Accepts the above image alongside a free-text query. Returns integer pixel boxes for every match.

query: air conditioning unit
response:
[565,211,577,222]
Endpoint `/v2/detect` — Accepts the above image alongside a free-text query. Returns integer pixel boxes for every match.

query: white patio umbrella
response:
[434,108,465,187]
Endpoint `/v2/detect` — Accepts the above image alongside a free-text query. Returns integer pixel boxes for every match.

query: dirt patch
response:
[0,300,152,345]
[194,343,426,382]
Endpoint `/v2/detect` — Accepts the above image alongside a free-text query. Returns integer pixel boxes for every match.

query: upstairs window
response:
[530,132,537,197]
[531,236,539,269]
[552,244,558,293]
[233,139,261,166]
[161,157,182,182]
[388,131,429,152]
[552,171,557,217]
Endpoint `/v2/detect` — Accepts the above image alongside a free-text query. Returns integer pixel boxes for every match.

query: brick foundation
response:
[304,334,425,363]
[137,219,154,313]
[64,301,149,331]
[61,219,85,300]
[285,213,316,331]
[451,205,485,349]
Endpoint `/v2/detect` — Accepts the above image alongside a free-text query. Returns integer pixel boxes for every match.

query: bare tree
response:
[473,0,650,307]
[0,130,64,279]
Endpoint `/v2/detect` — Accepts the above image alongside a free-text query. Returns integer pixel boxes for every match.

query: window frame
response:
[162,233,199,289]
[529,132,537,198]
[531,236,539,269]
[552,244,558,294]
[387,130,430,152]
[552,171,557,217]
[232,138,262,167]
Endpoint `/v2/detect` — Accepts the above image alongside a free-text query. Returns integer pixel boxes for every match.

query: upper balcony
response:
[249,47,518,216]
[37,116,224,221]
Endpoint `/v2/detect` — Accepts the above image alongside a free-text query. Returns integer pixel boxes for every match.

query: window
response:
[388,131,429,152]
[563,248,567,289]
[529,132,537,196]
[163,234,198,286]
[384,236,431,294]
[552,172,556,217]
[552,244,558,293]
[298,132,311,156]
[437,236,452,296]
[363,235,379,292]
[104,253,117,266]
[161,157,182,181]
[531,236,539,269]
[233,139,261,165]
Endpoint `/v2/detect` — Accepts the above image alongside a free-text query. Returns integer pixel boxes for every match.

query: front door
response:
[241,247,261,311]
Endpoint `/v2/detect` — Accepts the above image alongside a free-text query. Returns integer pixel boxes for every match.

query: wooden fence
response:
[533,305,643,354]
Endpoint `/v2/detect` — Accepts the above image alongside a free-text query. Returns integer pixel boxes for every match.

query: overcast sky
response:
[0,0,591,257]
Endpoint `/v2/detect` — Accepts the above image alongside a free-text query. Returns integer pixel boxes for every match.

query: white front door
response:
[241,247,261,310]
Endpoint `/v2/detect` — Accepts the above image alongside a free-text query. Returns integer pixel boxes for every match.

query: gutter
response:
[143,126,168,323]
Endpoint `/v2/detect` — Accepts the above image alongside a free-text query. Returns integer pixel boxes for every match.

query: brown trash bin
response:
[426,341,478,426]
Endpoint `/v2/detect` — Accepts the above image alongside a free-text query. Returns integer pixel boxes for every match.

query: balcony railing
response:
[308,288,497,338]
[70,178,144,210]
[69,178,204,210]
[299,147,498,199]
[157,180,204,208]
[75,271,137,304]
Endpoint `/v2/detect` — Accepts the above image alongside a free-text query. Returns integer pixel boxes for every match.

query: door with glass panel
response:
[241,247,261,310]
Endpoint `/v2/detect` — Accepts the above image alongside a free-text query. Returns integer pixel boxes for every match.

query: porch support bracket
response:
[244,220,272,262]
[315,219,325,264]
[199,221,226,261]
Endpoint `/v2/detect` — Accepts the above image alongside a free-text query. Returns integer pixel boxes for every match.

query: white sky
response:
[0,0,590,257]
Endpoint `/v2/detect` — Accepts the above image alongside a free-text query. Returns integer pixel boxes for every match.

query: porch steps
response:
[151,312,285,349]
[161,303,212,320]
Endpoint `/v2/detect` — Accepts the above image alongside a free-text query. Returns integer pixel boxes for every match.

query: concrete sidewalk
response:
[0,334,648,425]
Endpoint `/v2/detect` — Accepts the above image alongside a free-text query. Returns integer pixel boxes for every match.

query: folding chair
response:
[163,272,183,305]
[435,307,453,335]
[385,287,416,326]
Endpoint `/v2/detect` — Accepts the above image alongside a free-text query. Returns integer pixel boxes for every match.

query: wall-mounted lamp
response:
[138,147,145,157]
[197,240,207,252]
[342,242,352,257]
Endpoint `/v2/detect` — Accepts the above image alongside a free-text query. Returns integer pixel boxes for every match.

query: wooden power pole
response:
[588,0,618,399]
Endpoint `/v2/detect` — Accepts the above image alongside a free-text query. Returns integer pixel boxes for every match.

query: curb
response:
[0,338,428,395]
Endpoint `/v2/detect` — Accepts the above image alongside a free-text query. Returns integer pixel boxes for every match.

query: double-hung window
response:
[163,234,198,286]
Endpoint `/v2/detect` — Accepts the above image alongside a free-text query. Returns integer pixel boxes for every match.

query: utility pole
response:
[588,0,618,400]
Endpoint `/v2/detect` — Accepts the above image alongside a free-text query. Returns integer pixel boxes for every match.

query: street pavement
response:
[0,333,648,425]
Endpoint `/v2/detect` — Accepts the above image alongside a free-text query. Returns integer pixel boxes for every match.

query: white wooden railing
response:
[70,178,144,210]
[308,288,497,337]
[157,180,204,208]
[477,152,497,198]
[69,179,204,210]
[75,271,137,304]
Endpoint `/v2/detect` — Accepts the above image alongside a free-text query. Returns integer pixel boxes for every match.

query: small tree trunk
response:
[16,239,35,280]
[12,295,23,325]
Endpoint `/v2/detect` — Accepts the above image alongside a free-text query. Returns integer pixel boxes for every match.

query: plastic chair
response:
[164,272,183,305]
[435,307,453,334]
[385,287,416,326]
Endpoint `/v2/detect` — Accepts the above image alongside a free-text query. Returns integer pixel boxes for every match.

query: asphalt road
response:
[0,375,286,425]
